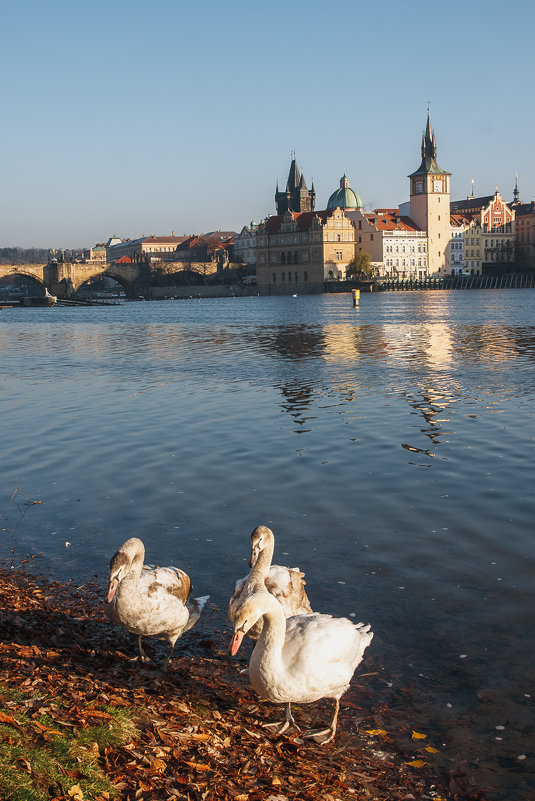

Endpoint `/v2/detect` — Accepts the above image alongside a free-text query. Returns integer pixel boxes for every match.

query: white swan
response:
[230,589,373,744]
[228,525,312,639]
[104,537,209,669]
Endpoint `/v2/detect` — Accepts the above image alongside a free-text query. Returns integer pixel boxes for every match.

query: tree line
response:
[0,247,49,265]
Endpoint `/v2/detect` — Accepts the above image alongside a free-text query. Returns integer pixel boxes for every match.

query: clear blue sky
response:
[1,0,533,248]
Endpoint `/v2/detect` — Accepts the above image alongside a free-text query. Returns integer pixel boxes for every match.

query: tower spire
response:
[513,171,520,203]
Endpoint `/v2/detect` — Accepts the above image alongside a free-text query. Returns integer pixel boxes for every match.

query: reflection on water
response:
[1,291,535,800]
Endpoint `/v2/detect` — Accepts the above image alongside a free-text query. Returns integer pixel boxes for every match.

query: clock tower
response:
[409,112,451,275]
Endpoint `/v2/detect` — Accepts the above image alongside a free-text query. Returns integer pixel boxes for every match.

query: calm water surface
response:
[1,291,534,799]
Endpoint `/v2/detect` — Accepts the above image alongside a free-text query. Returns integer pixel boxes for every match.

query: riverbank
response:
[0,563,478,801]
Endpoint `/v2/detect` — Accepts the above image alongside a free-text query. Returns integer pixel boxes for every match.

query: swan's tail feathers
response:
[182,595,210,634]
[195,595,210,611]
[354,621,374,651]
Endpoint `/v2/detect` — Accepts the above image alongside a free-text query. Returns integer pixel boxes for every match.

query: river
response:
[1,290,534,799]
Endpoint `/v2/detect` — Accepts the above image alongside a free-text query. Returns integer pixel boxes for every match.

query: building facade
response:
[233,223,258,265]
[255,208,355,291]
[514,201,535,269]
[449,215,467,274]
[107,235,189,263]
[451,189,515,273]
[346,209,427,278]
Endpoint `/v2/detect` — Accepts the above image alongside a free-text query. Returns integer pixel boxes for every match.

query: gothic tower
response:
[409,112,451,275]
[275,155,315,215]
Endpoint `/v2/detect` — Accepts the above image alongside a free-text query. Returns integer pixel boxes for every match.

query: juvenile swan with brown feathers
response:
[228,525,312,640]
[104,537,208,669]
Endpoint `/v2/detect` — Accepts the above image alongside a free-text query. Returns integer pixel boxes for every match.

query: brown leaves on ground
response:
[0,565,485,801]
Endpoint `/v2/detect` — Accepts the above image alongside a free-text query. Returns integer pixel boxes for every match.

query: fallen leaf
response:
[68,784,84,800]
[425,745,439,753]
[406,759,427,768]
[412,731,427,739]
[364,728,387,737]
[184,761,211,772]
[0,711,22,729]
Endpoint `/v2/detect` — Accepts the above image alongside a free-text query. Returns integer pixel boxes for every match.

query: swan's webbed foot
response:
[303,726,335,744]
[303,699,339,744]
[262,719,291,734]
[262,703,300,736]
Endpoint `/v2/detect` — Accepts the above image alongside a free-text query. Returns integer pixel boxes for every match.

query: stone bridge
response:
[0,259,219,299]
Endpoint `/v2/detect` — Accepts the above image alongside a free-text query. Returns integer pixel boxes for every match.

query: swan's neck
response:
[122,543,145,583]
[250,537,274,586]
[253,594,286,668]
[128,551,144,579]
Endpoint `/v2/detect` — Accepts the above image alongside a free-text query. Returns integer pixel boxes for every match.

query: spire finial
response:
[513,171,520,203]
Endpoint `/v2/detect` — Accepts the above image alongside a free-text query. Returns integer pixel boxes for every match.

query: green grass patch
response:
[0,689,138,801]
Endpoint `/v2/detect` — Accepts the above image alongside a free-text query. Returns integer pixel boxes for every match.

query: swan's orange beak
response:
[105,578,118,603]
[229,629,245,656]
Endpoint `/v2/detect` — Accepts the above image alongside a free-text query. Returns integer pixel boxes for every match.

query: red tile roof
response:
[364,212,421,232]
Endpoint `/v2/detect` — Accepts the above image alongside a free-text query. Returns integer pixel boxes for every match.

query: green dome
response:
[327,175,363,210]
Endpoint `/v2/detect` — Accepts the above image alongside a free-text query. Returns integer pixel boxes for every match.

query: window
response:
[281,252,286,264]
[282,272,285,282]
[272,273,276,283]
[304,271,308,281]
[294,251,298,263]
[295,272,298,282]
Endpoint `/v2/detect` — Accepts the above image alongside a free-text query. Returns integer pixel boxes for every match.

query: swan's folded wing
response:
[265,565,313,616]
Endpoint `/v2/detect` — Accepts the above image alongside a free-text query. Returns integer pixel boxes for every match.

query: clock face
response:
[416,181,423,194]
[433,180,442,192]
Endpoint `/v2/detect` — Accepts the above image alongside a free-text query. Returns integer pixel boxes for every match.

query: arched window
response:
[281,252,286,264]
[287,251,292,264]
[294,251,298,263]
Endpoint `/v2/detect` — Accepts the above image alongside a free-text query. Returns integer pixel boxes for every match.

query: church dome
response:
[327,174,363,210]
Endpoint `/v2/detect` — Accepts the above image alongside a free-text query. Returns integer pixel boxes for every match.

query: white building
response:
[449,215,467,275]
[346,208,428,278]
[233,223,258,265]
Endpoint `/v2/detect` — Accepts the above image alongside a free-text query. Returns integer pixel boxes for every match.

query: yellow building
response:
[255,208,355,292]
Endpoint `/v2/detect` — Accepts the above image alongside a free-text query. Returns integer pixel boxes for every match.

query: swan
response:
[228,525,312,639]
[230,588,373,744]
[104,537,209,669]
